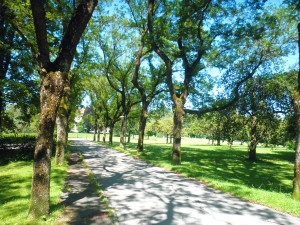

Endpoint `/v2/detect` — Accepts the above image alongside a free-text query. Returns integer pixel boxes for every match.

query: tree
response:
[0,16,39,132]
[292,13,300,201]
[147,0,222,164]
[86,74,122,145]
[125,0,166,152]
[1,0,98,219]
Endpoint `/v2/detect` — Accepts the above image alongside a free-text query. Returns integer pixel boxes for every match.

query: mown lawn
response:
[96,137,300,217]
[0,159,68,224]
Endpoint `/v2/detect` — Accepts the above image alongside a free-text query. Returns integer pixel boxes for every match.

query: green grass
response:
[0,159,68,224]
[96,137,300,217]
[68,132,95,140]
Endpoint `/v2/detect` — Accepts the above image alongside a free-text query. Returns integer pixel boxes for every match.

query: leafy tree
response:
[0,17,39,132]
[1,0,98,219]
[55,31,97,164]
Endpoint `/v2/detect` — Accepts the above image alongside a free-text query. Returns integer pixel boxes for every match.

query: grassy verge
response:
[97,138,300,217]
[0,159,68,224]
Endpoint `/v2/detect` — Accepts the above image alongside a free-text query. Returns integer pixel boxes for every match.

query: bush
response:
[0,134,56,165]
[285,140,295,151]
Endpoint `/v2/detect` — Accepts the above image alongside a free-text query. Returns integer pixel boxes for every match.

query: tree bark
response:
[109,123,114,145]
[127,131,131,143]
[249,114,258,161]
[103,125,106,143]
[93,120,97,141]
[27,0,98,219]
[0,21,14,128]
[120,115,126,148]
[293,22,300,200]
[28,69,64,219]
[172,99,184,164]
[137,106,148,152]
[97,124,100,142]
[55,88,69,165]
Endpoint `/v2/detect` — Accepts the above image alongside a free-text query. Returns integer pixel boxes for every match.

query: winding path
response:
[70,139,300,225]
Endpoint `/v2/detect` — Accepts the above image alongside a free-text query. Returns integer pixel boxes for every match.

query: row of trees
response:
[77,0,300,202]
[1,0,300,220]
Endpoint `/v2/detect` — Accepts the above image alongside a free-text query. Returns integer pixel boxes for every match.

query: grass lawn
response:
[0,159,68,224]
[91,136,300,217]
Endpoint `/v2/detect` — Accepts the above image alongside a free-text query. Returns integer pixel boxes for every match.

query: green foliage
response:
[285,140,296,151]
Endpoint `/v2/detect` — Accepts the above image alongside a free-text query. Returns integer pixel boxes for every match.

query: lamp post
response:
[120,115,126,150]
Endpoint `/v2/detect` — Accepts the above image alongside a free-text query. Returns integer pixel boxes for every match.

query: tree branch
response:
[30,0,50,67]
[55,0,98,73]
[185,51,265,116]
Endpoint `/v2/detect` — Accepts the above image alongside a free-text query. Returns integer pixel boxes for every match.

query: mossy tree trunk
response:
[26,0,98,220]
[120,115,126,148]
[103,125,106,143]
[293,22,300,201]
[137,104,149,152]
[97,124,100,142]
[93,119,97,141]
[28,69,65,219]
[172,98,184,164]
[249,113,258,162]
[55,88,69,165]
[109,123,114,145]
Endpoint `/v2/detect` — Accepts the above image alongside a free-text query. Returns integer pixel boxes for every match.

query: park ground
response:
[1,133,300,224]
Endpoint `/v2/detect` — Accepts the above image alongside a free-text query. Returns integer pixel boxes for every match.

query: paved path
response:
[70,139,300,225]
[57,150,112,225]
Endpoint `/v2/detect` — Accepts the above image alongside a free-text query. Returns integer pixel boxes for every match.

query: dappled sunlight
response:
[71,140,300,225]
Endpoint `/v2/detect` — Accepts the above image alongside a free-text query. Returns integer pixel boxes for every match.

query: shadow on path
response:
[57,150,112,225]
[70,139,300,225]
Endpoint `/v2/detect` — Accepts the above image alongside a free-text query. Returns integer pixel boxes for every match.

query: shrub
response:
[285,140,295,151]
[0,134,56,165]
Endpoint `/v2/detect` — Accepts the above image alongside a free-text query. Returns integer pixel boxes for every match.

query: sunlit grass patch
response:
[0,159,68,224]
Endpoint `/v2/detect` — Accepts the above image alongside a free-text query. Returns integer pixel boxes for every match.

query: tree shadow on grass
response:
[141,144,294,194]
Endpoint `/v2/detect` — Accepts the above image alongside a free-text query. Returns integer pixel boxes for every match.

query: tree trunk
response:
[137,106,148,152]
[249,114,258,161]
[93,119,97,141]
[172,99,184,165]
[120,115,126,148]
[97,124,100,142]
[217,138,221,146]
[0,22,14,128]
[166,134,169,144]
[109,123,114,145]
[229,138,233,150]
[294,92,300,200]
[28,70,64,219]
[55,90,69,165]
[26,0,98,219]
[127,131,131,143]
[293,22,300,200]
[103,125,106,143]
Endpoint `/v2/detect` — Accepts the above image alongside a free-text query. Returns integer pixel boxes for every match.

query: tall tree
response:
[293,16,300,201]
[1,0,98,219]
[126,0,166,152]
